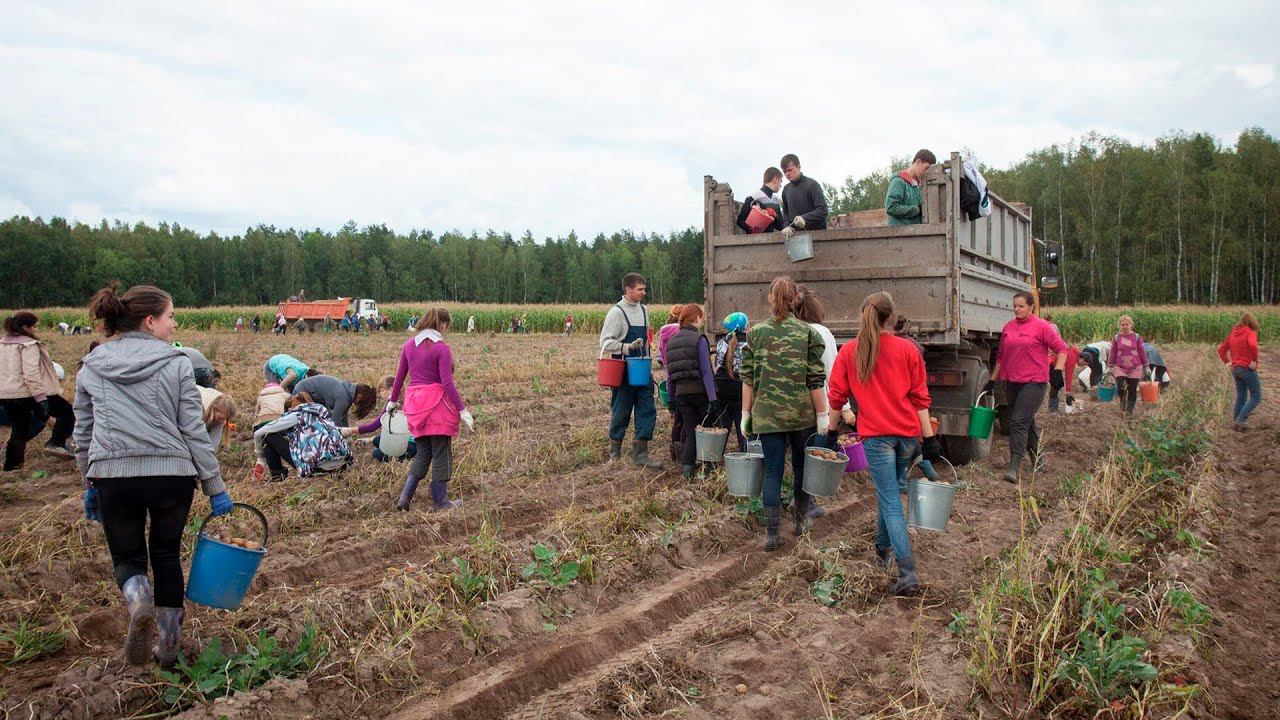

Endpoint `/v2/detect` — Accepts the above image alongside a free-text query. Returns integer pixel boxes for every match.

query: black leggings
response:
[1005,381,1046,462]
[2,396,73,470]
[674,393,708,467]
[1116,377,1140,415]
[261,431,294,478]
[712,379,745,451]
[95,476,196,608]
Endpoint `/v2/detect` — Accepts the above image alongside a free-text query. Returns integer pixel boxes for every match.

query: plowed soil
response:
[0,332,1270,719]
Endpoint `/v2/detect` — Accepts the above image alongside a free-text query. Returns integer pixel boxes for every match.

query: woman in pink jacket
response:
[389,308,473,511]
[990,292,1067,483]
[1108,315,1149,419]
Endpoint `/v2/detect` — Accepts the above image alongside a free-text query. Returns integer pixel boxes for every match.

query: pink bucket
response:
[841,439,868,473]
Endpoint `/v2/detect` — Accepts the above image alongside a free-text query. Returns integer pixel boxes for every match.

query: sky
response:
[1,1,1277,240]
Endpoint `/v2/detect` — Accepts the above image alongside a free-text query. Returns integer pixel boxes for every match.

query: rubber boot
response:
[608,439,623,462]
[763,506,782,552]
[807,500,826,519]
[631,440,663,469]
[153,606,184,668]
[1003,455,1020,484]
[891,556,920,596]
[396,473,421,511]
[121,575,155,665]
[670,441,683,463]
[793,495,812,536]
[875,545,893,571]
[681,464,695,479]
[429,480,462,512]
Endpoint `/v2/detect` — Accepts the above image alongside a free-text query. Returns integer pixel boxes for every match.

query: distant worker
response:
[1219,312,1261,431]
[885,149,937,226]
[175,345,220,389]
[1077,339,1112,392]
[1143,342,1170,389]
[564,313,574,335]
[1108,315,1148,419]
[466,315,475,333]
[235,317,244,332]
[251,316,261,333]
[779,154,828,239]
[599,272,662,468]
[735,167,786,234]
[263,353,313,391]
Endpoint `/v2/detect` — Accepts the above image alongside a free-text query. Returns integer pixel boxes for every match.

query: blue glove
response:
[83,487,101,522]
[210,492,233,517]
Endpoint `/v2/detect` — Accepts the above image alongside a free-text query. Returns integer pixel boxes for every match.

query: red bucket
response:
[597,358,625,388]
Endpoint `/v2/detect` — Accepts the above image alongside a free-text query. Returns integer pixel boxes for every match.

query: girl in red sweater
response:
[1218,312,1261,430]
[827,292,944,596]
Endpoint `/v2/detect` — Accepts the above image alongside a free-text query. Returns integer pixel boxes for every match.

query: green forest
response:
[2,128,1277,309]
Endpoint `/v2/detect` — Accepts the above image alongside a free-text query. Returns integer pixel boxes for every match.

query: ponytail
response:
[768,276,798,321]
[87,282,172,337]
[3,311,38,340]
[855,292,895,382]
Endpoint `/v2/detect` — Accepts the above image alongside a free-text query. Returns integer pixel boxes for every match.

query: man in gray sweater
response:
[599,272,662,468]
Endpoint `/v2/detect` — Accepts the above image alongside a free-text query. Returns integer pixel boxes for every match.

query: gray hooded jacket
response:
[73,332,225,495]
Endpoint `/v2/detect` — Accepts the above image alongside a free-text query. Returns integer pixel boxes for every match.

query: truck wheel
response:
[942,434,990,466]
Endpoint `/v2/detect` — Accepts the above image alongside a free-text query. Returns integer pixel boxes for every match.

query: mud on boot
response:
[874,545,893,571]
[429,480,462,512]
[396,473,421,511]
[153,606,185,668]
[681,464,695,480]
[121,575,155,665]
[763,506,782,551]
[891,557,920,596]
[793,496,812,536]
[608,439,624,462]
[631,440,663,469]
[669,441,683,463]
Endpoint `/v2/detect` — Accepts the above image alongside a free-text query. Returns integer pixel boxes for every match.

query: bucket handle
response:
[974,391,995,409]
[804,432,841,453]
[909,454,959,485]
[200,502,269,548]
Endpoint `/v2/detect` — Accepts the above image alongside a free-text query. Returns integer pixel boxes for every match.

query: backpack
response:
[960,177,981,220]
[286,403,354,476]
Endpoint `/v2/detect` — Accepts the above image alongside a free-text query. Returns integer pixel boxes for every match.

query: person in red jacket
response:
[827,291,943,596]
[1047,345,1080,414]
[1218,312,1261,430]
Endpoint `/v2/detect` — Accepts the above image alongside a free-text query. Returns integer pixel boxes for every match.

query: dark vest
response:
[665,326,705,396]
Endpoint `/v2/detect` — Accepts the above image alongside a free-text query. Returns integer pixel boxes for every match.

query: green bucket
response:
[968,391,997,440]
[658,380,669,407]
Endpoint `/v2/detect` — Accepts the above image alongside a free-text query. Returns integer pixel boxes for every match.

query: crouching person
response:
[253,399,354,482]
[75,284,233,667]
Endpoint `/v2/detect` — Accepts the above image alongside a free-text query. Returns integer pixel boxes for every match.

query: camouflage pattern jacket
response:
[740,315,826,434]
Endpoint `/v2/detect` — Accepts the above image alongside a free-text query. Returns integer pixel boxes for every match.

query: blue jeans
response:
[609,385,657,442]
[862,436,916,563]
[760,427,817,509]
[1233,367,1263,422]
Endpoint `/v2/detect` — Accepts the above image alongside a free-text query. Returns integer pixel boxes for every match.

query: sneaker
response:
[43,442,75,459]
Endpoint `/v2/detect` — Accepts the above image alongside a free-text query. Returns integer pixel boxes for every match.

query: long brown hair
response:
[792,285,825,324]
[768,276,798,322]
[414,307,452,333]
[856,292,895,382]
[88,283,172,337]
[1238,312,1260,331]
[352,383,377,419]
[3,311,38,340]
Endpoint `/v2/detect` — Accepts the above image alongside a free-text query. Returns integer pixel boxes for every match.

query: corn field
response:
[1044,305,1278,343]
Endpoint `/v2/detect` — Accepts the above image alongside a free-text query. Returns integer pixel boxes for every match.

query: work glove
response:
[780,226,796,240]
[739,411,752,437]
[624,338,645,355]
[922,436,944,463]
[983,380,996,395]
[339,426,355,438]
[1050,369,1065,390]
[459,409,475,433]
[385,401,400,414]
[791,216,806,230]
[209,492,234,517]
[83,487,101,523]
[815,412,829,434]
[840,407,856,425]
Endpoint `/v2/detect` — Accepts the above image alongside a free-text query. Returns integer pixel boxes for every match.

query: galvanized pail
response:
[724,452,764,497]
[785,232,814,262]
[906,457,959,532]
[802,446,847,497]
[694,426,729,463]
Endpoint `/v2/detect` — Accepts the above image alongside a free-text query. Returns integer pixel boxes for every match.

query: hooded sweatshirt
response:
[1218,326,1259,369]
[72,332,225,495]
[291,374,359,426]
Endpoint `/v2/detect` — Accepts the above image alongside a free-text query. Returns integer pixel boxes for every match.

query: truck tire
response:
[942,434,990,466]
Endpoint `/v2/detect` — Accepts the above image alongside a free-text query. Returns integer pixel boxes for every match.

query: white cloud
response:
[1,0,1277,238]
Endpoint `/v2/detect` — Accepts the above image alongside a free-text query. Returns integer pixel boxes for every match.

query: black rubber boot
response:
[875,545,893,570]
[608,439,623,462]
[793,495,812,536]
[891,556,920,596]
[763,507,782,551]
[631,440,663,469]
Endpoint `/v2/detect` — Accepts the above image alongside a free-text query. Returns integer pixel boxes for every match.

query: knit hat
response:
[723,312,748,332]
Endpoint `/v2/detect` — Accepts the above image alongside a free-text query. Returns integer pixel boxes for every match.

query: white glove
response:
[781,226,796,240]
[460,409,475,433]
[385,401,400,413]
[625,338,645,355]
[740,411,752,437]
[815,412,828,434]
[841,407,856,425]
[792,216,806,230]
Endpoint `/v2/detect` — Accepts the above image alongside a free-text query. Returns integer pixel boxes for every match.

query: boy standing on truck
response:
[735,167,787,233]
[884,149,937,226]
[779,154,828,238]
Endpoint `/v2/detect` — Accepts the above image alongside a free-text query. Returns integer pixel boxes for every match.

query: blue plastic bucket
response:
[626,357,652,386]
[186,503,269,610]
[1097,384,1116,402]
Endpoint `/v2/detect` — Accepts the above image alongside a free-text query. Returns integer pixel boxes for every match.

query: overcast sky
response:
[2,1,1276,239]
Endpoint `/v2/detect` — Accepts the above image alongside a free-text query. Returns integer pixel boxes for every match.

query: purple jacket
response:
[390,336,464,411]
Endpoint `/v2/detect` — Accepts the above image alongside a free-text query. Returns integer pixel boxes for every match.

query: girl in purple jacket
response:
[389,308,473,511]
[1109,315,1148,419]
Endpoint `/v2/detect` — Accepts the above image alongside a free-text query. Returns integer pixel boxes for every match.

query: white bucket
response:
[378,409,412,458]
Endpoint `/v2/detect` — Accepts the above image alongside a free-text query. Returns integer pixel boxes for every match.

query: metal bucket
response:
[694,426,729,463]
[906,457,959,532]
[724,452,764,497]
[746,436,762,455]
[785,232,814,263]
[802,446,847,497]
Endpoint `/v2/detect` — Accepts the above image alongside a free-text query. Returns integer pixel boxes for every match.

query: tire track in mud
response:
[388,494,872,720]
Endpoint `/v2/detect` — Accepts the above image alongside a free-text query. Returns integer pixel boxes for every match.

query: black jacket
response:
[781,174,828,230]
[665,326,707,397]
[735,186,786,233]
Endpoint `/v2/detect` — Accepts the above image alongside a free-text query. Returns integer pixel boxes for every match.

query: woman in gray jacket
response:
[75,284,234,668]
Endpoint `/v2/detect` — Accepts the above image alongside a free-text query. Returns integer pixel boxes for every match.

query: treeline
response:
[826,127,1280,306]
[0,221,704,308]
[2,127,1277,309]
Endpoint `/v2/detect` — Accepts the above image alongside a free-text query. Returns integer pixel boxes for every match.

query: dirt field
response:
[0,330,1272,719]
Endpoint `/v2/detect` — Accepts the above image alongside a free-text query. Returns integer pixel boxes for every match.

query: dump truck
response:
[277,297,380,330]
[704,152,1056,464]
